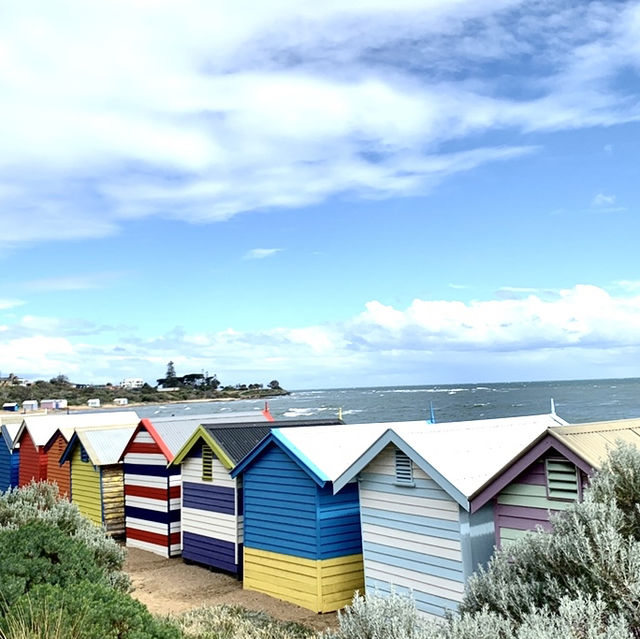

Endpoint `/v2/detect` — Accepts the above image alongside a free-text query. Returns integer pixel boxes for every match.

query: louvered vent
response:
[80,447,89,463]
[395,449,414,486]
[545,458,578,500]
[202,444,213,481]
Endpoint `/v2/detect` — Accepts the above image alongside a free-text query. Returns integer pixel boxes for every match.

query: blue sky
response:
[2,0,640,389]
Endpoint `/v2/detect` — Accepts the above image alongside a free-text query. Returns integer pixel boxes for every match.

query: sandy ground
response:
[125,547,338,632]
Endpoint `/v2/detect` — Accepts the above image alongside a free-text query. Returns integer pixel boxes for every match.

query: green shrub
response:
[174,605,313,639]
[1,581,182,639]
[0,482,129,590]
[0,522,105,611]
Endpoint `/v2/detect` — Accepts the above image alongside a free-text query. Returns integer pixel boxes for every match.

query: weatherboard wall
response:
[123,428,181,557]
[18,430,47,487]
[0,441,18,492]
[240,442,364,612]
[46,434,71,496]
[70,444,102,526]
[495,451,587,547]
[357,444,483,619]
[180,442,243,574]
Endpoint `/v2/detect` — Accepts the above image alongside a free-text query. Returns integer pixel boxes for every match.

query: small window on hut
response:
[202,444,213,482]
[395,449,414,486]
[80,447,89,464]
[545,458,579,501]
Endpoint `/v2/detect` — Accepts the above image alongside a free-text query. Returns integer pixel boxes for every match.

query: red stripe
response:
[127,442,165,455]
[125,483,181,500]
[126,527,170,547]
[169,485,181,499]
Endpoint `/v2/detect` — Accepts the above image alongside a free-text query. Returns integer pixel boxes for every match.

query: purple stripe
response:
[498,514,553,532]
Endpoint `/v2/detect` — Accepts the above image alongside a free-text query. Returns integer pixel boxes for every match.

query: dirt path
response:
[125,548,338,632]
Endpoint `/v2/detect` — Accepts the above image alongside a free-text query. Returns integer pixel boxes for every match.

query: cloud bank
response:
[3,284,640,387]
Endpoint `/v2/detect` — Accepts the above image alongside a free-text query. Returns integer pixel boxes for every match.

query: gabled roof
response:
[172,418,345,470]
[332,413,567,509]
[549,418,640,468]
[15,411,140,449]
[120,408,275,464]
[1,422,21,451]
[59,417,140,466]
[230,420,432,485]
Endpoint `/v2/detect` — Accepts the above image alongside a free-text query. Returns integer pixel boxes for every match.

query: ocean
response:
[134,378,640,425]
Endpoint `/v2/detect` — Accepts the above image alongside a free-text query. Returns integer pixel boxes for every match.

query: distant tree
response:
[205,375,220,390]
[182,373,204,388]
[49,374,70,385]
[268,380,281,390]
[166,361,176,379]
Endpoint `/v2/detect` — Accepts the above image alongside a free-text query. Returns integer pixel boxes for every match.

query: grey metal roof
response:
[77,425,138,466]
[151,411,273,456]
[203,418,343,466]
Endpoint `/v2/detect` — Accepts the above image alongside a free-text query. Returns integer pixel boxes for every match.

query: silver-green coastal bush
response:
[0,481,129,590]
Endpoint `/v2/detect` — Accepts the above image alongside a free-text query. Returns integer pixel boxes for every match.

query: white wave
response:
[283,407,317,417]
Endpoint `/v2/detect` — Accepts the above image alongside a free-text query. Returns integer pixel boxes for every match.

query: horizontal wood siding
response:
[179,451,241,573]
[0,443,13,491]
[243,444,319,559]
[317,482,363,559]
[101,466,125,536]
[10,450,19,489]
[358,444,464,617]
[46,434,71,496]
[70,445,102,526]
[19,430,46,486]
[243,547,364,613]
[496,454,579,548]
[123,429,178,557]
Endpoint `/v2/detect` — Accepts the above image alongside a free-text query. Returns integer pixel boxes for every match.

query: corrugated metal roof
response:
[271,420,430,482]
[76,425,138,466]
[389,413,566,499]
[150,411,273,456]
[1,423,21,450]
[17,411,140,447]
[204,418,344,466]
[550,418,640,468]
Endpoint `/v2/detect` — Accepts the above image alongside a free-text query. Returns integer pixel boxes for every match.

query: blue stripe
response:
[365,579,459,617]
[361,508,461,541]
[363,541,464,582]
[182,482,235,515]
[182,531,239,574]
[124,463,170,477]
[125,506,180,524]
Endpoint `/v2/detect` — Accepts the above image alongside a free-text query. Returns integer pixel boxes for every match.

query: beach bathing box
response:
[119,407,273,558]
[14,415,66,486]
[0,422,21,491]
[471,418,640,549]
[41,412,141,498]
[60,417,140,536]
[171,417,341,575]
[229,421,418,613]
[333,413,567,619]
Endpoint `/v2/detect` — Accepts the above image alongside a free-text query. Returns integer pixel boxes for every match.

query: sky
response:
[2,0,640,390]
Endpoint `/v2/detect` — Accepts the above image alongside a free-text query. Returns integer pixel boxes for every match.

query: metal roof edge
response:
[170,425,234,470]
[269,428,330,486]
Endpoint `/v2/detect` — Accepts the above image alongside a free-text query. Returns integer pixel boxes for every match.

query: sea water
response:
[134,377,640,425]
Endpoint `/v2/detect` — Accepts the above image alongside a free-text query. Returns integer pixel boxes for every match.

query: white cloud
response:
[1,1,640,247]
[243,248,283,260]
[592,192,616,207]
[5,284,640,386]
[0,299,24,310]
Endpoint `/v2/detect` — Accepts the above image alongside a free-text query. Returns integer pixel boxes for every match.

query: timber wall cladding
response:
[46,435,71,496]
[180,443,243,573]
[101,465,126,536]
[358,444,465,619]
[0,440,18,491]
[124,429,181,557]
[241,443,364,612]
[18,430,46,486]
[70,445,102,525]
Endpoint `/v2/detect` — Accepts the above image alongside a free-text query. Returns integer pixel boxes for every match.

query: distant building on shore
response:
[121,378,144,389]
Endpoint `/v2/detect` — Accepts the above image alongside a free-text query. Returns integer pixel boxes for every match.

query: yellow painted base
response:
[243,547,364,613]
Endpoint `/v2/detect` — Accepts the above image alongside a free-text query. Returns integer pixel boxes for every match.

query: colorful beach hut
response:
[470,418,640,549]
[230,421,419,613]
[42,412,140,497]
[0,422,21,491]
[170,417,341,575]
[60,418,140,535]
[120,407,273,558]
[332,413,567,619]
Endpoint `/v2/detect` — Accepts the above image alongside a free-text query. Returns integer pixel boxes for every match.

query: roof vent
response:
[395,449,414,486]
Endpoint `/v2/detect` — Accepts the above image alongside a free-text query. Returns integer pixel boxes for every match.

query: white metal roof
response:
[1,422,21,450]
[272,420,429,482]
[74,425,138,466]
[15,411,140,448]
